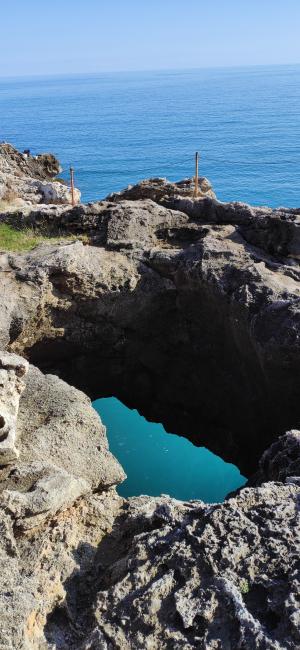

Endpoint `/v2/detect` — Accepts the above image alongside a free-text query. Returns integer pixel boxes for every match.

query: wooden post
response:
[70,166,76,207]
[193,151,199,198]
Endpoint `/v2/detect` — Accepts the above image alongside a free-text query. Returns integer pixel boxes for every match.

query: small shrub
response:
[240,579,250,594]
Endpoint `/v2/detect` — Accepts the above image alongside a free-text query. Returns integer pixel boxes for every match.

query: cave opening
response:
[93,396,246,503]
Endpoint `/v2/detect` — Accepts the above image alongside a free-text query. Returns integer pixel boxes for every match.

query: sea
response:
[1,64,299,501]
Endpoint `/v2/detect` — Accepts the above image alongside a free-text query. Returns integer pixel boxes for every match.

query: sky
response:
[1,0,300,77]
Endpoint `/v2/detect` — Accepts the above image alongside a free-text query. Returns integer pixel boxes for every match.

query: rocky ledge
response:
[0,146,299,649]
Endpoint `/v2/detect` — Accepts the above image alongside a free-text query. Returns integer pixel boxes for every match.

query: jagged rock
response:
[2,461,89,530]
[255,429,300,484]
[0,351,28,463]
[0,143,61,181]
[0,143,80,207]
[61,483,300,650]
[0,351,125,648]
[0,489,124,650]
[161,195,300,260]
[106,175,216,202]
[0,351,125,528]
[0,340,297,650]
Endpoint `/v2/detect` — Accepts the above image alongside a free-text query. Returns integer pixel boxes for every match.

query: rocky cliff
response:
[0,146,299,649]
[0,143,80,208]
[1,179,300,472]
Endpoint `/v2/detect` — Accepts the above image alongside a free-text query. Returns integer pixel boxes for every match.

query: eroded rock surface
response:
[106,175,216,202]
[254,429,300,485]
[0,147,300,649]
[0,357,298,650]
[0,351,125,649]
[0,197,300,471]
[0,155,299,472]
[0,351,28,463]
[80,483,300,650]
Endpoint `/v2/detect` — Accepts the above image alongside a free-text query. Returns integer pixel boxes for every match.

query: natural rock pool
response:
[93,397,246,502]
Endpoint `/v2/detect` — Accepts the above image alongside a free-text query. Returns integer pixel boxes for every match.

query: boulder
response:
[106,175,216,202]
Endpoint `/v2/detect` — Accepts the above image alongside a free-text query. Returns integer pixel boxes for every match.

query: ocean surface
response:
[1,64,299,501]
[1,65,300,207]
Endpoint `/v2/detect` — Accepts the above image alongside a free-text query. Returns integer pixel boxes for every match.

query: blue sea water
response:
[1,65,300,207]
[94,398,245,502]
[1,64,299,501]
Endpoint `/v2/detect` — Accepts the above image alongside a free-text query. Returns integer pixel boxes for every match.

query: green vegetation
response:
[0,223,88,252]
[240,579,250,595]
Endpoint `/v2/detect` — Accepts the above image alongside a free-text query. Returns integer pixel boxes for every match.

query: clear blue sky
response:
[1,0,300,77]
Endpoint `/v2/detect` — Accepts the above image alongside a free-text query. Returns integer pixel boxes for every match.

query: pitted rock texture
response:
[78,485,300,650]
[106,175,216,202]
[0,489,124,650]
[0,351,125,649]
[0,351,28,463]
[0,354,125,532]
[0,378,299,650]
[254,429,300,485]
[0,143,80,207]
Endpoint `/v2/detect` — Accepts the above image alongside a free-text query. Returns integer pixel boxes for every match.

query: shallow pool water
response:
[93,397,246,503]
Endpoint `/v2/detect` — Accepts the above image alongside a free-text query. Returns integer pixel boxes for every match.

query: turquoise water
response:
[1,65,299,500]
[94,398,246,502]
[1,65,300,207]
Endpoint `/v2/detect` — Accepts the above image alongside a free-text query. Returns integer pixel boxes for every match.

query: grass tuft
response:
[0,223,88,252]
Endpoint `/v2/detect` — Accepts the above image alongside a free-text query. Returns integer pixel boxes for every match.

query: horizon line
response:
[0,61,300,82]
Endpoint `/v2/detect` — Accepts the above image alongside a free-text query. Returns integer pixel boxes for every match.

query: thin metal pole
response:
[70,167,76,207]
[193,151,199,198]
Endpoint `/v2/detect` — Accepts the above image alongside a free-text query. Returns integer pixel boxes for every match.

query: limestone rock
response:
[1,213,299,472]
[0,351,126,647]
[0,351,28,463]
[0,351,125,527]
[106,175,216,202]
[2,461,89,530]
[0,143,80,207]
[31,179,81,206]
[255,429,300,484]
[77,483,300,650]
[0,490,124,650]
[18,365,125,491]
[0,357,297,649]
